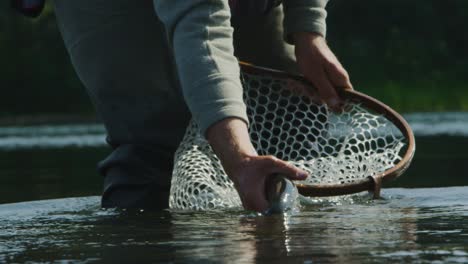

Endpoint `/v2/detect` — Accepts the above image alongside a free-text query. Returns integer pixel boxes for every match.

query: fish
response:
[264,174,299,215]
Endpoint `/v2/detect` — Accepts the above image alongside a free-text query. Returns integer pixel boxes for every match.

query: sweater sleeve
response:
[283,0,329,44]
[153,0,248,137]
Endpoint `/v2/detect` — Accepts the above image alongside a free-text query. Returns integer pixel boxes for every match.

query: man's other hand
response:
[294,32,353,110]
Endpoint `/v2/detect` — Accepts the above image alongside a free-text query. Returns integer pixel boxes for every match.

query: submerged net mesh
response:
[169,71,406,210]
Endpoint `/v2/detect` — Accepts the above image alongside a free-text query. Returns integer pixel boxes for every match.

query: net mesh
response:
[169,71,406,210]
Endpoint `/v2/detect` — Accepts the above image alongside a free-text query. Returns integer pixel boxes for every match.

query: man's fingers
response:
[325,61,353,91]
[241,185,270,212]
[236,155,308,213]
[304,67,342,110]
[243,197,269,212]
[263,156,308,181]
[251,196,269,212]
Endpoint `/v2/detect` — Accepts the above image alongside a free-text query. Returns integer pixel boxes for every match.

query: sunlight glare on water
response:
[0,112,468,150]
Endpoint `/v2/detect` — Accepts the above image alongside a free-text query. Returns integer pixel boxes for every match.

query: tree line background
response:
[1,0,467,122]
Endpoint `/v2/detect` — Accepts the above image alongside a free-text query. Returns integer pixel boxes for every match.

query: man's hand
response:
[294,32,353,110]
[206,118,308,212]
[228,155,307,212]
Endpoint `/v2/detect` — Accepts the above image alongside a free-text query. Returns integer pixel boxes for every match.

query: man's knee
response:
[99,144,174,210]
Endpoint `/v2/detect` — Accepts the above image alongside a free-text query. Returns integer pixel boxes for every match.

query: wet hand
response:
[228,155,307,212]
[294,32,353,110]
[206,117,307,213]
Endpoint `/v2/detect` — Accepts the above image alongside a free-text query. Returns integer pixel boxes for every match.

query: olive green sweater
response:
[153,0,328,136]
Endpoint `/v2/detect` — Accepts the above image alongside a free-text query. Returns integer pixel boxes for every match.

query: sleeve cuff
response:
[184,74,249,137]
[198,104,249,137]
[284,19,327,44]
[283,0,328,44]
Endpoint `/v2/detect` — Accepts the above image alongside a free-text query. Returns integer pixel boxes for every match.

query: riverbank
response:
[0,114,98,126]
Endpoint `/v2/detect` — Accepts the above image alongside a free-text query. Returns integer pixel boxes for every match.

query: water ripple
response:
[405,112,468,136]
[0,187,467,263]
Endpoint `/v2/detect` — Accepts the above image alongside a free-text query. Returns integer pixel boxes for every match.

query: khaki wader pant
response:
[53,0,296,209]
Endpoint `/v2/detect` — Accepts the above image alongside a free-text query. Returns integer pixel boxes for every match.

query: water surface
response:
[0,112,467,263]
[0,188,467,263]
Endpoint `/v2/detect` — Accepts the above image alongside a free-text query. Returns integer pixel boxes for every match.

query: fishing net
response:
[169,69,407,210]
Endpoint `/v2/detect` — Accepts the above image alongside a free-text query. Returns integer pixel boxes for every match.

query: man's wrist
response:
[292,31,323,45]
[206,117,257,176]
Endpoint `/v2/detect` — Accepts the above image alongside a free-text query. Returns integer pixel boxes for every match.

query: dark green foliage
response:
[0,1,93,118]
[1,0,467,118]
[326,0,468,111]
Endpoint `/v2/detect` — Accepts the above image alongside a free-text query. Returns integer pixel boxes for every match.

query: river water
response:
[0,112,467,263]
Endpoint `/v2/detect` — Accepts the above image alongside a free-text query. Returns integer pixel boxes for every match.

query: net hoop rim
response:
[240,62,416,197]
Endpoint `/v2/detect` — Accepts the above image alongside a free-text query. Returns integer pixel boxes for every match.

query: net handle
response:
[239,62,416,197]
